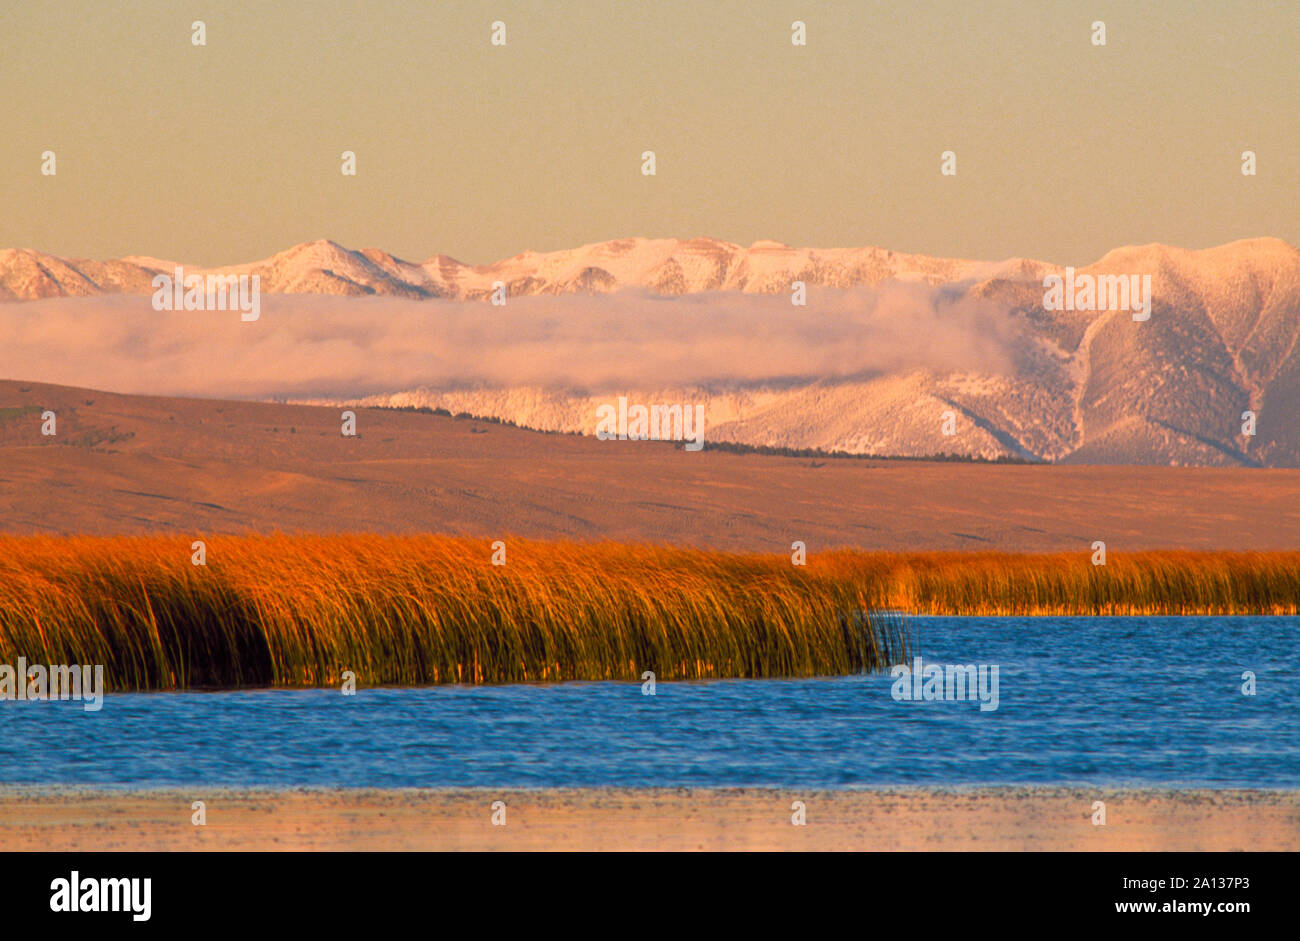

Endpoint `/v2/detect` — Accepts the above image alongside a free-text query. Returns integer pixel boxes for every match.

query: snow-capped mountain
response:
[4,236,1299,466]
[0,237,1032,302]
[354,237,1300,467]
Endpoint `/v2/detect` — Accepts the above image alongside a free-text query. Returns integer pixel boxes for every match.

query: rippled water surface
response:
[2,617,1296,788]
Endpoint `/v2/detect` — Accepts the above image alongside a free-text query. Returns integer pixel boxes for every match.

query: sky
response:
[1,0,1296,267]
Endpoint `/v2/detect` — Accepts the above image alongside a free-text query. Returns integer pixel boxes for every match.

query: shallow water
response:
[1,616,1296,789]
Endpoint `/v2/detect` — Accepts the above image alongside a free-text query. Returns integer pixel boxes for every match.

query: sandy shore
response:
[1,788,1295,851]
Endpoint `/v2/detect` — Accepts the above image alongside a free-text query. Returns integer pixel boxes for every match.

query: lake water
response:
[1,616,1296,789]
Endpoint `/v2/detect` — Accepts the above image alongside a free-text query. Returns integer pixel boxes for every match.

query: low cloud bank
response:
[0,285,1028,400]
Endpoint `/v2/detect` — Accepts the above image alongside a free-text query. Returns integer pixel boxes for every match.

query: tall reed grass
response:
[0,534,905,691]
[0,536,1294,692]
[821,549,1300,616]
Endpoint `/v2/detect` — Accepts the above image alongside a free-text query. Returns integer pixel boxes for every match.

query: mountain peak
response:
[1,236,1295,303]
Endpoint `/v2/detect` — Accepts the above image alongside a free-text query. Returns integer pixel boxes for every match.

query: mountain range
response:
[3,236,1299,466]
[1,236,1036,301]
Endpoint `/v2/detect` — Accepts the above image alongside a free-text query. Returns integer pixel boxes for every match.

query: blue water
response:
[1,617,1296,789]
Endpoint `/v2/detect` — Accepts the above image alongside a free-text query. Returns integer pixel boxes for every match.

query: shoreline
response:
[3,787,1296,851]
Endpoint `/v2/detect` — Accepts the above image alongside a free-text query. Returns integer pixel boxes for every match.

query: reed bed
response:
[0,536,1295,692]
[822,549,1300,617]
[0,534,904,691]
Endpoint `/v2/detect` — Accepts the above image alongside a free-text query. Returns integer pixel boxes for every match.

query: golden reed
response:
[0,535,1295,692]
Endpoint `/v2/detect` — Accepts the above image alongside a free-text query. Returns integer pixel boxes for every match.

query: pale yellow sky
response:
[1,0,1295,266]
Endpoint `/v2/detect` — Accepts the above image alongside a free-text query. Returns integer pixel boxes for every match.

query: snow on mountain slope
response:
[5,236,1299,465]
[350,373,1066,463]
[339,238,1300,465]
